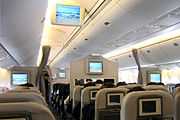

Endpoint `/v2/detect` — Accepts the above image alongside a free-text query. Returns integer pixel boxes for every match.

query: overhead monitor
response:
[150,73,161,83]
[139,98,162,117]
[88,61,103,74]
[90,90,98,100]
[56,4,81,26]
[107,93,124,106]
[11,73,29,85]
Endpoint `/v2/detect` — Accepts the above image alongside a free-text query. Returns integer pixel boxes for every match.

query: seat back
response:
[174,87,180,120]
[0,102,55,120]
[9,87,41,94]
[121,90,174,120]
[0,92,47,106]
[73,86,84,110]
[72,86,84,119]
[143,85,169,92]
[81,86,100,120]
[124,84,143,89]
[95,87,128,120]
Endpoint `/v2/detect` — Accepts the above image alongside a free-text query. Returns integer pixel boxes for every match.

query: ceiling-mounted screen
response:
[150,73,161,83]
[11,73,28,85]
[56,4,80,26]
[88,61,103,74]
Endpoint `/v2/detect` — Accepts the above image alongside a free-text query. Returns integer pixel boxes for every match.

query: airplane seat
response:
[9,87,41,94]
[143,85,169,92]
[95,87,128,120]
[174,90,180,120]
[72,85,84,119]
[81,86,100,120]
[0,102,55,120]
[116,82,127,87]
[125,83,143,89]
[174,84,180,95]
[121,90,174,120]
[0,92,47,106]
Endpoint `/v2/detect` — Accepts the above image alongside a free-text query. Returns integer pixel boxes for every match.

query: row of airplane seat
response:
[0,83,56,120]
[72,80,180,120]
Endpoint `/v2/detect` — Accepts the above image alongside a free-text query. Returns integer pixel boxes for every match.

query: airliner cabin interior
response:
[1,0,180,120]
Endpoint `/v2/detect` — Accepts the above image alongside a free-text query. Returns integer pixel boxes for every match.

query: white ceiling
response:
[0,0,48,66]
[1,0,180,68]
[50,0,180,67]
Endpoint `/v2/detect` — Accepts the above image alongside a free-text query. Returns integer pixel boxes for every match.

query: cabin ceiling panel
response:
[1,0,48,66]
[51,0,180,67]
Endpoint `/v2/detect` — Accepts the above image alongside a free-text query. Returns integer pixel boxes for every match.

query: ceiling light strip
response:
[106,35,180,60]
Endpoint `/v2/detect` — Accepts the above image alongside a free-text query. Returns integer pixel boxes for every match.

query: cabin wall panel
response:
[11,66,38,85]
[70,56,118,98]
[0,68,11,88]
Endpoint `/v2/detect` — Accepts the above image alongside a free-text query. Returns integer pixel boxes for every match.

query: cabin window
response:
[162,67,180,84]
[118,69,138,83]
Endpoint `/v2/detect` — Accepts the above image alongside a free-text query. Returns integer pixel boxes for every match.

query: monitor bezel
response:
[11,72,29,86]
[107,93,124,106]
[54,4,81,26]
[87,61,103,75]
[138,97,162,117]
[147,71,161,83]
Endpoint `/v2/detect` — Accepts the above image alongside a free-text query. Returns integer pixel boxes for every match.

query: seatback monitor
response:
[139,98,162,116]
[107,93,124,106]
[11,73,28,85]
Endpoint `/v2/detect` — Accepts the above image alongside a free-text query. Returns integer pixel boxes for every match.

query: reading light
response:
[84,38,88,41]
[103,28,180,59]
[173,43,179,46]
[104,21,110,26]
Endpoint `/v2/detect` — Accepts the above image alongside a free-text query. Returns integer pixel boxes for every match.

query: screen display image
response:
[109,95,120,104]
[91,91,97,100]
[142,101,156,113]
[59,72,65,78]
[150,73,161,83]
[56,4,80,25]
[12,73,28,85]
[89,62,103,73]
[139,98,162,116]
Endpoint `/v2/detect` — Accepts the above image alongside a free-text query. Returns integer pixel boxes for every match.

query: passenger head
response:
[147,82,164,86]
[116,82,127,87]
[175,83,180,88]
[95,80,103,87]
[84,81,95,88]
[128,86,145,93]
[86,79,92,83]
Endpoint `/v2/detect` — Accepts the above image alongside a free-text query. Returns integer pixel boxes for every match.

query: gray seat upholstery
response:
[10,87,41,94]
[0,92,47,106]
[73,86,84,110]
[121,90,174,120]
[80,86,100,120]
[95,87,128,120]
[124,84,143,89]
[0,102,55,120]
[175,87,180,120]
[143,85,169,92]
